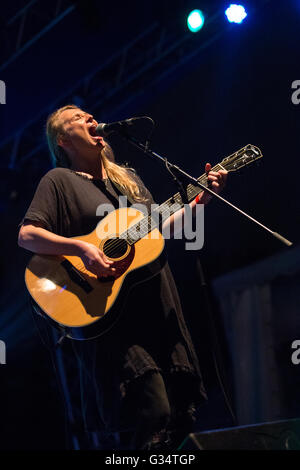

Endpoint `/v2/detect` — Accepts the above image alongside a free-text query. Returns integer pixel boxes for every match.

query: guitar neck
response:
[156,162,226,221]
[123,144,262,244]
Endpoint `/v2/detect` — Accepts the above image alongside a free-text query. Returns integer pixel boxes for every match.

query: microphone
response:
[95,117,141,137]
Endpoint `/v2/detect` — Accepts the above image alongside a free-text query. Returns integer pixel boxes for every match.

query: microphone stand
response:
[121,133,293,247]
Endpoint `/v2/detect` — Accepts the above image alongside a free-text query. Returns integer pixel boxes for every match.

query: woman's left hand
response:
[196,163,228,205]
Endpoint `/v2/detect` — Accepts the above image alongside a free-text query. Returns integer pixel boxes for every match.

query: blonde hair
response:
[46,104,147,202]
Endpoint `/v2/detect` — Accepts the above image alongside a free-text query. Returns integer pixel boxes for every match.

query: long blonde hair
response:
[46,104,147,202]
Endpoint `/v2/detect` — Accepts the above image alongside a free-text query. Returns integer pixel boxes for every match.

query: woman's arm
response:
[19,221,84,255]
[18,222,116,277]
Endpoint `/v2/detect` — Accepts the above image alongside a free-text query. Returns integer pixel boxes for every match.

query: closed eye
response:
[71,113,85,122]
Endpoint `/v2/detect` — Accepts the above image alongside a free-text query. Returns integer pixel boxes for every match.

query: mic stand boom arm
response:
[123,134,292,247]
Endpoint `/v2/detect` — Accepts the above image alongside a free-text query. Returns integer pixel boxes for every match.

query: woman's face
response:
[57,107,105,157]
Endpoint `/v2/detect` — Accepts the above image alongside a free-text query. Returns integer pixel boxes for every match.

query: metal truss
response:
[0,0,75,73]
[1,16,226,172]
[0,0,272,174]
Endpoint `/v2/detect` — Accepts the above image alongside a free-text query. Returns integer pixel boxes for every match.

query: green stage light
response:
[187,9,205,33]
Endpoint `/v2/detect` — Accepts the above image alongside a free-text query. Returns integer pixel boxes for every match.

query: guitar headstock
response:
[220,144,263,172]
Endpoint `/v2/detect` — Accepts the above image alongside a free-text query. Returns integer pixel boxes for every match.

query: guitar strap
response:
[108,179,135,207]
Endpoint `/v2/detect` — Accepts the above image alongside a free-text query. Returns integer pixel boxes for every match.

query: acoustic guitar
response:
[25,144,262,340]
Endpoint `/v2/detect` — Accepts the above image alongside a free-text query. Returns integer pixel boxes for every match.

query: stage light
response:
[225,4,247,24]
[187,9,205,33]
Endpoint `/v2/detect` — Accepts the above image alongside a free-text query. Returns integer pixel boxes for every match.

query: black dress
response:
[21,167,207,433]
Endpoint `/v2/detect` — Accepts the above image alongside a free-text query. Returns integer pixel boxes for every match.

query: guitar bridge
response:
[61,259,93,293]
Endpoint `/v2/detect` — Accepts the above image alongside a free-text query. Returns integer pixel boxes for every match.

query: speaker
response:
[179,418,300,450]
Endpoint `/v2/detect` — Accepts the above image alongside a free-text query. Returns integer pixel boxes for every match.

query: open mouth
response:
[88,125,98,137]
[88,125,104,146]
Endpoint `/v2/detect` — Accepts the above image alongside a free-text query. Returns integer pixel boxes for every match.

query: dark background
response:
[0,0,300,449]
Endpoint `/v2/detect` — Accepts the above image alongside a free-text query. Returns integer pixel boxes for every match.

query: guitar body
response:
[25,207,165,339]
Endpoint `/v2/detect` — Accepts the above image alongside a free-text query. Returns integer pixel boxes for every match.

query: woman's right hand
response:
[77,241,116,278]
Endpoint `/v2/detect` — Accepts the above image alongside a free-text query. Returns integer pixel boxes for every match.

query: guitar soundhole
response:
[102,238,128,259]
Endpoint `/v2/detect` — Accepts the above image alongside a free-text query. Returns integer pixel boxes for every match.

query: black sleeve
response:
[19,174,59,233]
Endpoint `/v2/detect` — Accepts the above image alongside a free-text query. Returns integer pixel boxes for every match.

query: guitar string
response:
[101,150,258,258]
[102,147,262,256]
[103,160,243,258]
[91,148,261,259]
[103,161,236,257]
[103,162,226,257]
